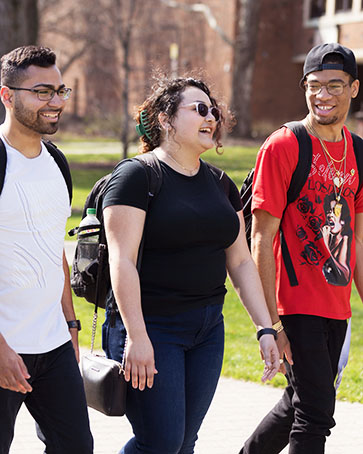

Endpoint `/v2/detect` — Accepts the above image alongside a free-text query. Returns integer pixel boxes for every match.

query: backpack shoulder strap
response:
[0,139,7,196]
[280,121,312,287]
[350,131,363,196]
[134,151,163,201]
[205,161,230,196]
[133,152,163,272]
[42,140,73,204]
[283,121,312,204]
[86,173,112,220]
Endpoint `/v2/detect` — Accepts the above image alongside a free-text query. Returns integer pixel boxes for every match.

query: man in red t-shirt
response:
[239,43,362,454]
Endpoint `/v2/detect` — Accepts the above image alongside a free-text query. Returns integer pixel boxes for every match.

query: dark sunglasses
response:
[181,102,221,122]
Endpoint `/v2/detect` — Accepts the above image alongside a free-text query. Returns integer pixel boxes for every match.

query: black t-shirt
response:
[103,158,242,315]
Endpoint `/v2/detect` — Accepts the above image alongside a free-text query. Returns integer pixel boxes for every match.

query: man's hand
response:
[276,330,293,374]
[0,340,32,393]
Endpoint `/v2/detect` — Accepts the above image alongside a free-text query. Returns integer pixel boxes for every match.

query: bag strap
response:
[134,151,163,197]
[92,151,163,323]
[0,138,72,203]
[133,152,163,271]
[91,243,108,353]
[283,121,312,204]
[351,131,363,197]
[205,161,230,196]
[280,121,312,287]
[0,139,6,196]
[43,140,73,204]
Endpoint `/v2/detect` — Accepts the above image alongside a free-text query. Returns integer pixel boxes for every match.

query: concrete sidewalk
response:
[48,242,363,453]
[9,376,363,454]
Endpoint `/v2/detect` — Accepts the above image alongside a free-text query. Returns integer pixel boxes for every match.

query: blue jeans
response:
[0,341,93,454]
[103,303,224,454]
[240,314,347,454]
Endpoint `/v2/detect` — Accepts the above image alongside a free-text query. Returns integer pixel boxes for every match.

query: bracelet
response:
[272,320,284,334]
[67,320,81,331]
[256,328,277,341]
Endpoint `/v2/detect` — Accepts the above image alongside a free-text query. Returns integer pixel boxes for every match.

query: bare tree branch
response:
[59,42,90,75]
[160,0,234,47]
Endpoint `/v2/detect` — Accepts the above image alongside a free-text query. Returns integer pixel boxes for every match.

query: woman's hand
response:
[124,334,158,391]
[258,334,280,382]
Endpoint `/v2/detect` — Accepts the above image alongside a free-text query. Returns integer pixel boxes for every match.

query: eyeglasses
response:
[304,81,349,96]
[7,86,72,101]
[181,102,221,122]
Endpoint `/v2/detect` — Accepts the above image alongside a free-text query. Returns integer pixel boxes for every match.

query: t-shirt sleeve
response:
[102,159,149,211]
[226,175,243,212]
[252,127,300,219]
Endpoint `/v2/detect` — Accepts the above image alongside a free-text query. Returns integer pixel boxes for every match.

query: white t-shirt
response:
[0,135,71,353]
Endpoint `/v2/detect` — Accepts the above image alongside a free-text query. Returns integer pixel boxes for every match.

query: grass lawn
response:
[65,141,363,403]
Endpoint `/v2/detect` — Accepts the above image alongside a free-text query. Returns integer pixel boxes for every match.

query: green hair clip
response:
[136,110,152,140]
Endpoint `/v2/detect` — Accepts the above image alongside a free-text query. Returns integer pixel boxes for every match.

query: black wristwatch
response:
[256,327,277,341]
[67,320,81,331]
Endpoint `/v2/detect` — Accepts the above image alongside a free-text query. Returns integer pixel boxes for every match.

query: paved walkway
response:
[12,242,355,453]
[9,376,363,453]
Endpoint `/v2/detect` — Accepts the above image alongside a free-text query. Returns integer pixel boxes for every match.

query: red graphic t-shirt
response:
[252,126,363,319]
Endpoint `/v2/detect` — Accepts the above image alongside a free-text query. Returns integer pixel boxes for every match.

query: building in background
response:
[39,0,363,139]
[253,0,363,135]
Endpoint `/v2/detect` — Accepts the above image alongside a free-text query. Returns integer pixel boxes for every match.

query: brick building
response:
[253,0,363,135]
[41,0,363,137]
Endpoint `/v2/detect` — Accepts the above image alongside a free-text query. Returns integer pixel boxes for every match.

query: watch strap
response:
[67,319,81,331]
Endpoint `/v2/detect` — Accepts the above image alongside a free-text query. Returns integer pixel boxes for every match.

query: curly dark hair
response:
[1,45,56,86]
[135,75,232,154]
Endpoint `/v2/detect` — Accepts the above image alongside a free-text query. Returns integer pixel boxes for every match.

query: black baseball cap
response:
[300,43,358,86]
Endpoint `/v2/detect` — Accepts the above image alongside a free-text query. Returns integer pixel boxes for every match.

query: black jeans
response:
[240,314,347,454]
[0,341,93,454]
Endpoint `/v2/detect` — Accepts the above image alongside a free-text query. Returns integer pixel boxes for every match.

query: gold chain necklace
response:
[305,119,347,218]
[318,135,346,187]
[305,120,347,187]
[319,139,347,163]
[166,152,200,175]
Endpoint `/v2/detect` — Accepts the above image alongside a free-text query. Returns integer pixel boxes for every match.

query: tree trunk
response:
[115,0,138,159]
[0,0,39,121]
[230,0,261,139]
[121,38,130,160]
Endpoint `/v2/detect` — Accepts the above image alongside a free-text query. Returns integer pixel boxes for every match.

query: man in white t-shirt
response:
[0,46,93,453]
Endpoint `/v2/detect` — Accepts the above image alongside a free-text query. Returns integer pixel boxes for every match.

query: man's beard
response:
[14,101,61,135]
[316,115,339,126]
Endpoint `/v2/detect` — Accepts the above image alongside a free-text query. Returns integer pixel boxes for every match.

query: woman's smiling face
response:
[170,86,218,154]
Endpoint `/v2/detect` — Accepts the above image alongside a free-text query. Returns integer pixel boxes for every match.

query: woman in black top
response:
[102,76,279,454]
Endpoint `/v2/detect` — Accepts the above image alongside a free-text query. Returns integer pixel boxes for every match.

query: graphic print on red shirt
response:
[252,126,363,320]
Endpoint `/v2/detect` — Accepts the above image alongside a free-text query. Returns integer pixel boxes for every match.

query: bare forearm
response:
[251,233,280,324]
[228,257,272,329]
[109,256,147,339]
[61,250,76,320]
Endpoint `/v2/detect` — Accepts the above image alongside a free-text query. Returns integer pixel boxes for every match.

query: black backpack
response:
[69,151,162,309]
[241,121,363,286]
[69,154,231,310]
[0,138,72,202]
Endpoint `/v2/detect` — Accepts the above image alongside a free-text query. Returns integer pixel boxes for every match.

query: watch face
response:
[68,320,81,331]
